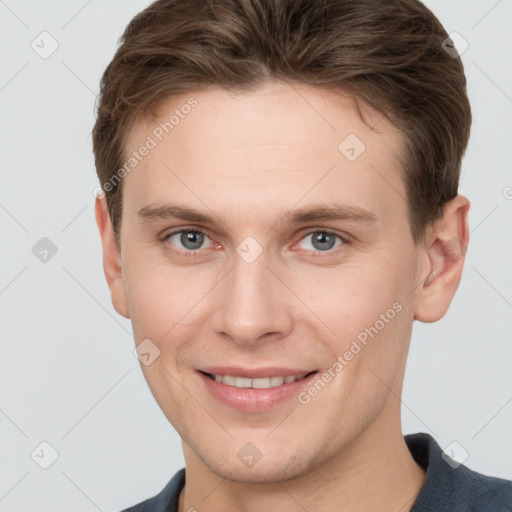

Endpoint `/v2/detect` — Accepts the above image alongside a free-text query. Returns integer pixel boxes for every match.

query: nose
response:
[211,248,294,346]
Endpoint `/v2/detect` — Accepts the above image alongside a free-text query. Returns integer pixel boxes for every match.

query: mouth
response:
[197,368,320,412]
[199,370,318,389]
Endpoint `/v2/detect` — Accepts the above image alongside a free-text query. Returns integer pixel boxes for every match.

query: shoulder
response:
[405,433,512,512]
[452,459,512,511]
[119,468,185,512]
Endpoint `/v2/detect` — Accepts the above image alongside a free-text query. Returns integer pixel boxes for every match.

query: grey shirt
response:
[120,432,512,511]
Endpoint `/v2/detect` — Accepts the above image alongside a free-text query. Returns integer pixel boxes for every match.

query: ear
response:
[414,194,470,323]
[95,193,130,319]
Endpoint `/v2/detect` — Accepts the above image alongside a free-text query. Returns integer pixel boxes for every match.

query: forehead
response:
[121,82,407,229]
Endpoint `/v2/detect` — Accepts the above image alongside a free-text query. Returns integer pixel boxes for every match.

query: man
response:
[92,0,512,510]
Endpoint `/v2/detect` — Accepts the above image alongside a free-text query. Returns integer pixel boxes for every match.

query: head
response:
[93,0,471,482]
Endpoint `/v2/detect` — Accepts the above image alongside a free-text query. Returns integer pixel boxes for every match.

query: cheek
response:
[309,259,413,372]
[297,262,401,329]
[123,254,213,343]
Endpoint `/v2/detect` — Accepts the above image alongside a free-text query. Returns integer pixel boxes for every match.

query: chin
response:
[203,449,313,484]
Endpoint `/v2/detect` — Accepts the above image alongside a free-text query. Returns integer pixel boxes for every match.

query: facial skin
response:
[96,81,469,512]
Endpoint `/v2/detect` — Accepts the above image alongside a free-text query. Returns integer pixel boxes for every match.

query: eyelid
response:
[296,227,350,244]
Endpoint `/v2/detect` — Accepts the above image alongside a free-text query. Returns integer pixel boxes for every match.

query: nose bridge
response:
[211,244,293,344]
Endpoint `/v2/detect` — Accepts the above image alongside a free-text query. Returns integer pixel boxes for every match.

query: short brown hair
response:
[92,0,471,246]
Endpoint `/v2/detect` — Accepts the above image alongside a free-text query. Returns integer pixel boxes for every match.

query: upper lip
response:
[198,366,318,379]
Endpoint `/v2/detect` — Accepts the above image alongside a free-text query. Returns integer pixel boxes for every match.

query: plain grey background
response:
[1,1,511,511]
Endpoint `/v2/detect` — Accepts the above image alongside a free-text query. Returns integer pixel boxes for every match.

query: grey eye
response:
[167,230,207,250]
[299,232,343,252]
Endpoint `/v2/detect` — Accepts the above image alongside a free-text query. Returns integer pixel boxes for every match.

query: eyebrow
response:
[137,202,378,227]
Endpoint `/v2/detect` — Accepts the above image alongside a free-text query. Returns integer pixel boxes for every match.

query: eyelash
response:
[160,228,349,258]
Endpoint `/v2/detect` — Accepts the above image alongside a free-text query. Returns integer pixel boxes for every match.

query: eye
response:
[163,229,213,254]
[161,228,347,257]
[296,230,346,253]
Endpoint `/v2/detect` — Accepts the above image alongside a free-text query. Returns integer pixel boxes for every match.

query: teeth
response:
[210,373,308,389]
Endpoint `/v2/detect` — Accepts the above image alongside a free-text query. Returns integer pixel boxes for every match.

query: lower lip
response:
[198,371,318,412]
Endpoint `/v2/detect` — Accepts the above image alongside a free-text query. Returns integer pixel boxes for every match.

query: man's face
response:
[111,82,428,482]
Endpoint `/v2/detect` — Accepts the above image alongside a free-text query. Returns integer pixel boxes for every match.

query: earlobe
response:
[414,194,470,323]
[94,193,130,319]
